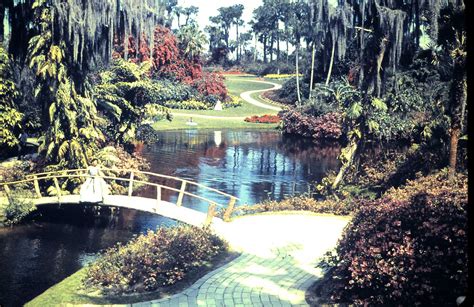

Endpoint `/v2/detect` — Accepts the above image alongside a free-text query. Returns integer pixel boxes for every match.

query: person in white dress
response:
[79,159,109,203]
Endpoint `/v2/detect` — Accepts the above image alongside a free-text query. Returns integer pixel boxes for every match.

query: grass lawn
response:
[153,116,279,130]
[153,75,282,130]
[26,250,239,306]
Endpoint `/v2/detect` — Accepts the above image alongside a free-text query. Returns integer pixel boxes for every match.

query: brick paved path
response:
[129,213,350,307]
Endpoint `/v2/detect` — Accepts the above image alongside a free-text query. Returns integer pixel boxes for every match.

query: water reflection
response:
[140,130,341,210]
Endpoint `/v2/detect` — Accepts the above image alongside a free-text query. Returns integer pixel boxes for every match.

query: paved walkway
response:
[238,80,282,111]
[171,79,282,120]
[130,213,350,307]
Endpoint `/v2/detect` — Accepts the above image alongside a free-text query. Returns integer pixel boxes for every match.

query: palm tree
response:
[177,24,208,60]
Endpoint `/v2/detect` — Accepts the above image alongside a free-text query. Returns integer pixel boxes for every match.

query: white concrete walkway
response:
[238,80,282,111]
[132,212,350,307]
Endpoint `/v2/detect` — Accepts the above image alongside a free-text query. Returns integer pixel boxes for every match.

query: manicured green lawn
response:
[153,116,279,131]
[153,75,282,130]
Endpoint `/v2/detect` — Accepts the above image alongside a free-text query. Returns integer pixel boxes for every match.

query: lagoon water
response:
[0,129,340,306]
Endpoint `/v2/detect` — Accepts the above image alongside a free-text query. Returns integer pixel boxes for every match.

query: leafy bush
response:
[222,94,243,108]
[1,191,36,226]
[279,109,343,140]
[231,196,359,217]
[163,99,211,110]
[244,114,281,124]
[319,170,468,306]
[191,72,228,101]
[243,61,294,76]
[273,77,309,105]
[84,225,227,294]
[149,79,198,103]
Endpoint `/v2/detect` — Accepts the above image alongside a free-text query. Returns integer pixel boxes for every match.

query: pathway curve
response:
[171,79,282,120]
[237,79,282,111]
[134,213,350,306]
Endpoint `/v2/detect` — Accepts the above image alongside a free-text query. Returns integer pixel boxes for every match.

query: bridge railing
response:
[1,168,239,223]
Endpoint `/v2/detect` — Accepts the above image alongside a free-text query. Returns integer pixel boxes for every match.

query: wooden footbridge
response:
[0,168,239,228]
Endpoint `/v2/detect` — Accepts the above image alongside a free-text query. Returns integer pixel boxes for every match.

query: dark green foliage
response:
[84,225,227,294]
[94,59,170,144]
[277,77,309,105]
[0,45,22,153]
[320,170,468,306]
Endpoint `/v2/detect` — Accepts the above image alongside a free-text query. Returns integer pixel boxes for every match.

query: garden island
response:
[0,0,469,306]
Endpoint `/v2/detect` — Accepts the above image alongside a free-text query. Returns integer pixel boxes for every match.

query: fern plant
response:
[28,0,104,169]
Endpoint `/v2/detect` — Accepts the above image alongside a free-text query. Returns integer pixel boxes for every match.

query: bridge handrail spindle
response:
[128,172,134,197]
[176,180,187,207]
[223,196,237,222]
[204,202,217,227]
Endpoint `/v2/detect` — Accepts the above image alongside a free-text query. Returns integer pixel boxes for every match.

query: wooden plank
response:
[223,197,237,222]
[176,181,187,207]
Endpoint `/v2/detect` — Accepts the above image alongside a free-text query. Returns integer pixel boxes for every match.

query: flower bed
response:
[264,73,303,80]
[244,114,280,124]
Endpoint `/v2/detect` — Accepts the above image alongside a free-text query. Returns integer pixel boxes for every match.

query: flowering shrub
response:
[191,72,228,101]
[84,225,227,294]
[279,109,343,140]
[244,114,281,124]
[222,94,242,108]
[320,170,468,306]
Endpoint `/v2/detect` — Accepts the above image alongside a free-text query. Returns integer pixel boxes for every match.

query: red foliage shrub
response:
[279,109,343,140]
[191,72,227,101]
[325,170,468,306]
[138,34,151,62]
[244,114,281,124]
[152,25,179,67]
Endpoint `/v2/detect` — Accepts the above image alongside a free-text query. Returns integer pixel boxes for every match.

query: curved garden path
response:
[172,79,282,120]
[134,212,350,306]
[237,79,282,111]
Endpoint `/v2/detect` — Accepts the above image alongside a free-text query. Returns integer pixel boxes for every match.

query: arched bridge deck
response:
[0,168,240,228]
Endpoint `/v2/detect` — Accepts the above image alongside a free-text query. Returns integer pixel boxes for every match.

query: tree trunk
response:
[295,44,301,105]
[309,43,316,99]
[286,40,289,64]
[325,37,336,85]
[448,127,461,179]
[270,34,274,62]
[254,33,257,62]
[332,139,359,190]
[448,49,467,179]
[277,29,280,62]
[236,23,239,62]
[263,36,267,63]
[374,37,388,98]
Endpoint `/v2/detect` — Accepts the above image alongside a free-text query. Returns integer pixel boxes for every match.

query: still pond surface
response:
[0,130,340,306]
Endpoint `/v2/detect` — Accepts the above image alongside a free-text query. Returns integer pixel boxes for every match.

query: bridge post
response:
[128,172,134,197]
[223,196,237,222]
[33,176,42,198]
[204,203,217,227]
[156,185,161,203]
[3,184,11,200]
[176,181,187,206]
[53,177,61,197]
